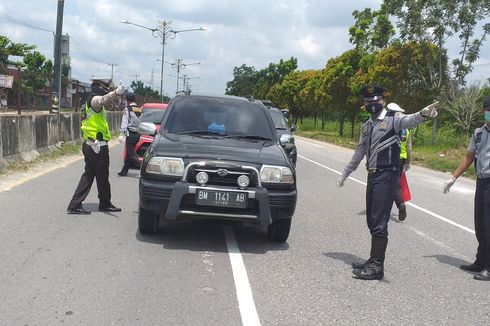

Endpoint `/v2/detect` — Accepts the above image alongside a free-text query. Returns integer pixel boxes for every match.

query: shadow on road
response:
[424,254,474,273]
[323,251,364,266]
[135,220,289,254]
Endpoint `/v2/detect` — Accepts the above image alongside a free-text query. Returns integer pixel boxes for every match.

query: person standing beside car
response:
[118,92,142,176]
[443,96,490,281]
[67,78,125,214]
[336,84,438,281]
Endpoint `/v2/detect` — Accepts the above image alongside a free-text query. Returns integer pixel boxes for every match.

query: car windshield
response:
[165,97,275,140]
[269,109,288,130]
[141,108,166,124]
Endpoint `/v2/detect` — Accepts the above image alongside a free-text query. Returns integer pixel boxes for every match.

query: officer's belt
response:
[367,168,395,174]
[85,140,108,146]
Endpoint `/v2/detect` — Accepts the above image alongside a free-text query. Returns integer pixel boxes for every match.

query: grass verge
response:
[295,121,476,179]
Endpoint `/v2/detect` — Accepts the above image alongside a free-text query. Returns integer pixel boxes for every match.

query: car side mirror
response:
[137,122,157,136]
[290,124,297,132]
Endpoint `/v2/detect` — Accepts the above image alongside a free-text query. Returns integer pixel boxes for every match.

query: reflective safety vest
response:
[81,102,111,141]
[400,129,410,160]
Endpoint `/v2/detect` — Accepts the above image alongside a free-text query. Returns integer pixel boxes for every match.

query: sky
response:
[1,0,489,99]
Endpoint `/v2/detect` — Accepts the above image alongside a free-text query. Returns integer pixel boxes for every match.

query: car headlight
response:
[146,157,184,176]
[260,165,294,184]
[280,134,292,145]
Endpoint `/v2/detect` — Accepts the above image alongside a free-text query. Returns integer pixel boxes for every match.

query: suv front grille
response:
[183,161,260,188]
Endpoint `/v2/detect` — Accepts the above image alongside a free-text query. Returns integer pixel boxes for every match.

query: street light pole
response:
[122,19,205,102]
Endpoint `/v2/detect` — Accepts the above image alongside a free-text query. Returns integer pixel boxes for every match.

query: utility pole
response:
[150,68,154,89]
[172,59,200,94]
[107,63,117,80]
[52,0,65,139]
[131,74,140,82]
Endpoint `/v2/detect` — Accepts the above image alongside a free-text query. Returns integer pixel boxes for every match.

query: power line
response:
[0,10,54,33]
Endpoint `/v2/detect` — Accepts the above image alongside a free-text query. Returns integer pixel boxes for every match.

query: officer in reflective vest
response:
[336,84,438,280]
[67,78,126,214]
[387,103,412,221]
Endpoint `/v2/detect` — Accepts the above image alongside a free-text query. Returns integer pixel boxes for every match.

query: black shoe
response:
[67,206,91,215]
[352,259,370,269]
[117,172,127,176]
[473,269,490,281]
[352,262,384,280]
[398,204,407,221]
[99,203,122,212]
[460,262,484,272]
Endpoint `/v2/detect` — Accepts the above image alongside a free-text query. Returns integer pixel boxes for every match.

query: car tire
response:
[138,205,159,234]
[267,218,291,242]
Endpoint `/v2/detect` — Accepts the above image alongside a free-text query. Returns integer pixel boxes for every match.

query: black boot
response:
[353,259,384,280]
[352,236,387,280]
[352,260,370,269]
[352,236,386,269]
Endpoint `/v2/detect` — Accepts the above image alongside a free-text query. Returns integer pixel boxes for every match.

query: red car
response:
[123,102,168,166]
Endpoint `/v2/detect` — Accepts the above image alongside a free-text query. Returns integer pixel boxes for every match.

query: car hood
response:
[152,134,288,166]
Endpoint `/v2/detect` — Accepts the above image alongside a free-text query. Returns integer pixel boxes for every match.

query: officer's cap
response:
[91,77,112,87]
[360,84,385,101]
[484,96,490,110]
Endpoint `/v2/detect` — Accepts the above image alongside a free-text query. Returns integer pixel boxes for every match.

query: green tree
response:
[23,51,52,93]
[0,35,35,68]
[382,0,490,86]
[225,64,257,96]
[130,80,165,103]
[349,8,395,53]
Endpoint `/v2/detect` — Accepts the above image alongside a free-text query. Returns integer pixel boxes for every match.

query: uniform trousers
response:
[366,170,399,237]
[474,178,490,268]
[68,142,111,209]
[119,131,140,175]
[365,170,399,262]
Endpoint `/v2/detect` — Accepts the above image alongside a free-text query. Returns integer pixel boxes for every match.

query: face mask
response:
[485,111,490,122]
[366,103,383,115]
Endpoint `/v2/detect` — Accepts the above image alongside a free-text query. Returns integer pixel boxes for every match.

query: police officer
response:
[387,103,412,221]
[337,84,438,280]
[443,96,490,281]
[67,78,125,214]
[118,92,141,176]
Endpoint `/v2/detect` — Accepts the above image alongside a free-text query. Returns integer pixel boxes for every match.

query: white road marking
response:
[299,154,475,235]
[223,226,261,326]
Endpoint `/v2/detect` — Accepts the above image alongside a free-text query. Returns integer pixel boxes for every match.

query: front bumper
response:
[139,178,297,225]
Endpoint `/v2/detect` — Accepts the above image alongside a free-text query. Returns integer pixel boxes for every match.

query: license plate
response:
[196,189,248,208]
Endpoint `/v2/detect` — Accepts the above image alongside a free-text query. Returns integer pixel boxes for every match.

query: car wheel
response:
[138,205,160,234]
[267,218,291,242]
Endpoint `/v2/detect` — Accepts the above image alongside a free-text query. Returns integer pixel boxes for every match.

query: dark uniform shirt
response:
[468,124,490,179]
[342,109,425,177]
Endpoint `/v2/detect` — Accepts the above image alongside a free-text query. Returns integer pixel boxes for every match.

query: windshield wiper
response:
[225,135,274,141]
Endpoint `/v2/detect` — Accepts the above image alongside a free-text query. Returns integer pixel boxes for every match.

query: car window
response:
[141,108,166,124]
[165,97,275,139]
[269,110,288,129]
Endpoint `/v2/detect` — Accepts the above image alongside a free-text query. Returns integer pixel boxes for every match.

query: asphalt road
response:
[0,137,488,326]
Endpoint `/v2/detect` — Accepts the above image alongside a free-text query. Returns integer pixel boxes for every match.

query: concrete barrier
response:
[0,112,122,172]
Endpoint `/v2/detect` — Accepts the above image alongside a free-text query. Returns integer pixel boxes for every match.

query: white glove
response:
[118,134,125,143]
[420,101,438,118]
[443,176,456,194]
[90,140,101,154]
[337,175,346,188]
[115,81,126,95]
[403,164,410,172]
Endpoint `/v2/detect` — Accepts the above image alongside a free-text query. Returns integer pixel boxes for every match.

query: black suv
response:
[258,100,297,166]
[137,94,297,242]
